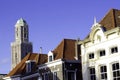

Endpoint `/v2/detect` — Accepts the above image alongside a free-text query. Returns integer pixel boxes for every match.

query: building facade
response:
[78,9,120,80]
[4,39,82,80]
[38,39,82,80]
[11,18,33,69]
[4,9,120,80]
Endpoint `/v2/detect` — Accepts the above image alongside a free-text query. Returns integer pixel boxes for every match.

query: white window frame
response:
[111,62,120,79]
[48,51,54,62]
[99,49,106,57]
[88,53,94,59]
[89,67,96,80]
[100,65,107,80]
[110,46,118,54]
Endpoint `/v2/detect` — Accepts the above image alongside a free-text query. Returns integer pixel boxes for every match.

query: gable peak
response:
[91,17,101,30]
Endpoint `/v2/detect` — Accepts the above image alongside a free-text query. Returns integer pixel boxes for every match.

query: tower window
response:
[24,33,27,38]
[15,53,18,64]
[16,28,18,38]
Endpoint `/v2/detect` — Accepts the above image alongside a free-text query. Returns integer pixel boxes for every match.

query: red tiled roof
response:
[7,53,47,77]
[52,39,76,60]
[84,9,120,40]
[99,9,120,30]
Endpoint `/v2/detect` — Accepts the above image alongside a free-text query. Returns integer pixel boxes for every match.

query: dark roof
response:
[52,39,76,60]
[7,53,47,77]
[99,9,120,30]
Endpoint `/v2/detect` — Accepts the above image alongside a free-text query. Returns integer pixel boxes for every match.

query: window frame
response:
[112,62,120,79]
[89,67,96,80]
[110,46,118,54]
[89,53,94,59]
[44,73,49,80]
[49,55,53,62]
[99,50,106,57]
[53,72,57,80]
[100,65,107,79]
[66,70,76,80]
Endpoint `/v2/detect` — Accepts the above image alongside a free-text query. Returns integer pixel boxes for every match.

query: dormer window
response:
[26,60,36,73]
[48,51,54,62]
[49,55,52,62]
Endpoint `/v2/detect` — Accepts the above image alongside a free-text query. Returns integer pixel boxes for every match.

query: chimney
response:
[40,47,42,53]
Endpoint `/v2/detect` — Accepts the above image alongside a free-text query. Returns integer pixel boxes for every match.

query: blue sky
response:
[0,0,119,74]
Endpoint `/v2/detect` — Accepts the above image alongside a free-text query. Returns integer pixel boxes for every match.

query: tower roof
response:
[15,18,28,27]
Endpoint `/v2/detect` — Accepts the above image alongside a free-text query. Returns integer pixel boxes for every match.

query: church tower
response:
[11,18,33,69]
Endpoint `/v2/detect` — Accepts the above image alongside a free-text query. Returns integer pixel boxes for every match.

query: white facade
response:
[79,23,120,80]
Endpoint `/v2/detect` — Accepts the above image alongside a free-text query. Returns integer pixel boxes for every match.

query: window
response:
[100,66,107,79]
[16,28,18,38]
[89,53,94,59]
[53,72,57,80]
[67,71,75,80]
[26,62,31,73]
[112,62,120,79]
[100,50,106,57]
[49,56,52,62]
[44,73,49,80]
[48,51,54,62]
[15,53,18,64]
[24,33,27,38]
[89,68,96,80]
[111,47,118,54]
[26,60,35,73]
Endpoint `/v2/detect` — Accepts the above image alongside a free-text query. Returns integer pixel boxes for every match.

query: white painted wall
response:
[79,24,120,80]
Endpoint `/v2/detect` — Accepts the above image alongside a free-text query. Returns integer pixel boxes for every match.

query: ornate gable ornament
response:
[90,17,105,43]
